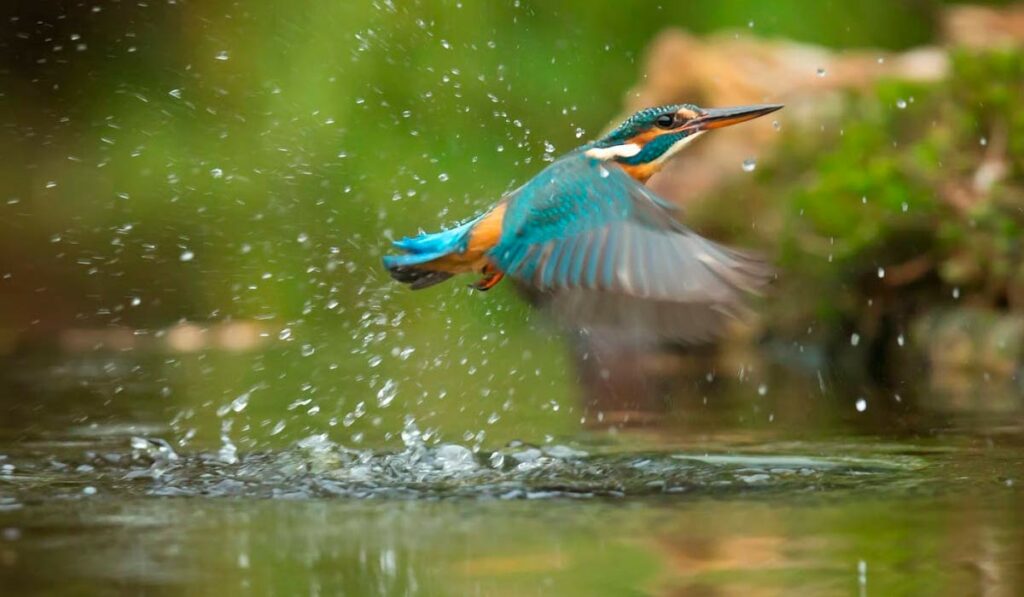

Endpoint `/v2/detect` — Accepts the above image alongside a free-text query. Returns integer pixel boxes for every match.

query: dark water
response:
[1,352,1022,595]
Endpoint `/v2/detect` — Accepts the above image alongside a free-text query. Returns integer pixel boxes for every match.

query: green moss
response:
[693,49,1024,352]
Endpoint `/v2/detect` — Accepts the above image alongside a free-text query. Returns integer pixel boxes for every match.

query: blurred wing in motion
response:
[490,153,772,343]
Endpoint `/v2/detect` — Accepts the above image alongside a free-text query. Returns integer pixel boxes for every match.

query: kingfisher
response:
[383,103,782,342]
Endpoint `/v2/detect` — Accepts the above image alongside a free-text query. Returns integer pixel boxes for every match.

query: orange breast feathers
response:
[431,202,507,274]
[617,161,659,183]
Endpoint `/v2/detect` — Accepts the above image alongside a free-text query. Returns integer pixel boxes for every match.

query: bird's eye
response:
[655,113,676,129]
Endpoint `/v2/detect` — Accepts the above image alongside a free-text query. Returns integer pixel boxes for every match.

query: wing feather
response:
[491,152,772,343]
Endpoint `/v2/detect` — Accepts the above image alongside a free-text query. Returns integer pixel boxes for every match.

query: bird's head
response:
[584,103,783,182]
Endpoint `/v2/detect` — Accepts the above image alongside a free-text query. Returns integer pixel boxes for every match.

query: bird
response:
[383,103,782,343]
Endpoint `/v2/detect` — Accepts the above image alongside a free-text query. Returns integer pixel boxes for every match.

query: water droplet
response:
[980,137,988,147]
[82,486,98,496]
[901,202,909,212]
[896,98,907,109]
[377,379,397,408]
[598,166,610,178]
[270,420,286,436]
[877,57,885,64]
[741,158,757,172]
[179,250,194,262]
[952,287,960,299]
[215,50,229,61]
[278,327,292,341]
[400,418,422,448]
[747,20,755,28]
[438,173,449,182]
[435,444,476,473]
[168,88,182,99]
[816,67,827,77]
[130,297,141,307]
[440,39,451,50]
[757,384,768,396]
[300,344,315,357]
[897,333,905,347]
[855,398,867,412]
[230,392,250,413]
[210,168,223,179]
[877,267,885,279]
[772,120,780,130]
[850,333,861,347]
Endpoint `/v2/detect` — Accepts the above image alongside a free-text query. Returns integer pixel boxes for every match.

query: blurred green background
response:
[0,0,1018,450]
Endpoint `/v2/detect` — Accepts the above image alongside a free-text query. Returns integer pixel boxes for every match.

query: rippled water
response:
[1,352,1022,594]
[1,428,936,502]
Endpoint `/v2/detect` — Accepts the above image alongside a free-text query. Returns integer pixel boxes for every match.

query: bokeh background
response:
[1,0,1022,450]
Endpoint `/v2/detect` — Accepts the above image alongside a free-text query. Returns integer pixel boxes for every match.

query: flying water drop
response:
[230,392,250,413]
[377,379,398,408]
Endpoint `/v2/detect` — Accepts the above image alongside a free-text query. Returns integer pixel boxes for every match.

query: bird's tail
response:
[382,218,478,290]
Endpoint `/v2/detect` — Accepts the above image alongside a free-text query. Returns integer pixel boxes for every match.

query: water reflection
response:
[0,346,1022,594]
[1,491,1022,595]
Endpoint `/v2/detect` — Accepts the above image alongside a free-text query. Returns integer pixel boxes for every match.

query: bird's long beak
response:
[685,104,783,131]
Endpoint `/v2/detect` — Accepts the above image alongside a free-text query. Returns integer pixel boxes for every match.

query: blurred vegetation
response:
[0,0,1006,333]
[0,0,1020,448]
[695,48,1024,376]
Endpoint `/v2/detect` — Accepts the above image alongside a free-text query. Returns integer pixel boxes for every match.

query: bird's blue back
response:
[492,151,683,290]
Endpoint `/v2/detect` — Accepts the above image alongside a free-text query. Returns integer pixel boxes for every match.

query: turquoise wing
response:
[491,153,771,342]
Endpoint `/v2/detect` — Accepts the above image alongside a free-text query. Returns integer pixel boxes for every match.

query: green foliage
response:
[726,49,1024,344]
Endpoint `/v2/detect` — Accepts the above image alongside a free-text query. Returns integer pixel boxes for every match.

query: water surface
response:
[1,352,1022,595]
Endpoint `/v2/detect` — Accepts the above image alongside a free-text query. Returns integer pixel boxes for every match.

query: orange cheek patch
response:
[677,108,698,121]
[627,129,661,146]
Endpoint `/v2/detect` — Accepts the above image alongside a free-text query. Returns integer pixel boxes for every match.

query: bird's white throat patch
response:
[583,131,705,163]
[584,143,641,160]
[652,131,704,166]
